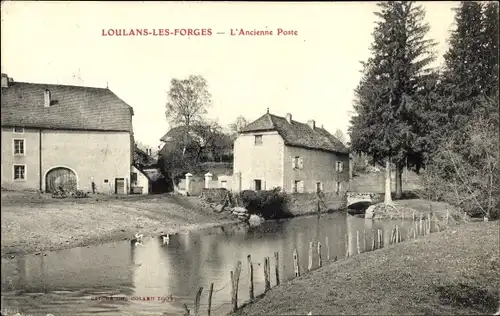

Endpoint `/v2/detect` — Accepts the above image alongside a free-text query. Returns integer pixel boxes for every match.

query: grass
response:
[231,221,500,316]
[0,191,238,257]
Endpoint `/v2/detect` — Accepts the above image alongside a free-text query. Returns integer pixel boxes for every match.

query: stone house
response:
[1,73,136,194]
[233,111,350,194]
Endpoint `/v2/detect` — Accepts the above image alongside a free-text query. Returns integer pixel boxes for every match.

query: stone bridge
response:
[346,192,384,209]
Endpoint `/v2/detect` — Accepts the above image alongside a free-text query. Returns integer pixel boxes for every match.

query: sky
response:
[1,1,459,148]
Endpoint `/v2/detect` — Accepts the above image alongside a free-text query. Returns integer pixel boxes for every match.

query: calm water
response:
[1,213,417,316]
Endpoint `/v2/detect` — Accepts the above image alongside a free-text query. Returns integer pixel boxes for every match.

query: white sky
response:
[1,1,458,148]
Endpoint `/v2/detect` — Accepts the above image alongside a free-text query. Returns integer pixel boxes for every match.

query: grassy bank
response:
[231,221,500,316]
[0,191,237,258]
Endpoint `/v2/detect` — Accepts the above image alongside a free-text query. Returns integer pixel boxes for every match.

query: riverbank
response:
[231,221,500,316]
[1,191,238,258]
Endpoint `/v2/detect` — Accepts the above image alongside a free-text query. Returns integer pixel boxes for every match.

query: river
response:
[1,213,416,316]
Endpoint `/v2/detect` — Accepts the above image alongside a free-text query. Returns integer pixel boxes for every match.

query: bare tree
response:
[165,75,212,156]
[165,75,212,127]
[334,129,348,146]
[229,115,249,134]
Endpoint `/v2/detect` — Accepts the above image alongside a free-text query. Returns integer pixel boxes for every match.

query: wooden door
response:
[46,167,77,193]
[115,178,125,194]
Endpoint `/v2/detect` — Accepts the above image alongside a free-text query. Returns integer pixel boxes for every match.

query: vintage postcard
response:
[1,1,499,316]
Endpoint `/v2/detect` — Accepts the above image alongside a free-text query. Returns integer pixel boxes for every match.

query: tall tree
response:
[426,1,499,176]
[481,1,499,98]
[438,1,484,137]
[165,75,212,156]
[349,1,437,202]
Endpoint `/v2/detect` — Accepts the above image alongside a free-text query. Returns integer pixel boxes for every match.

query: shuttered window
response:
[292,156,304,170]
[336,161,343,172]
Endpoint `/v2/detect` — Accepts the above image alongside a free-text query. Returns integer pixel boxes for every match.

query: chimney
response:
[1,73,9,88]
[44,89,51,107]
[286,113,292,124]
[307,120,316,130]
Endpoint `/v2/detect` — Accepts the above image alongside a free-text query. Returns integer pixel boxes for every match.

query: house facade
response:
[233,111,350,194]
[1,73,135,194]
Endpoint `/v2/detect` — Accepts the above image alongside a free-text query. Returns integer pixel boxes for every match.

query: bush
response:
[72,190,89,198]
[237,188,291,219]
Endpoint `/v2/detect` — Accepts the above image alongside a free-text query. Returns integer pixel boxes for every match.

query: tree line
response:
[349,1,499,219]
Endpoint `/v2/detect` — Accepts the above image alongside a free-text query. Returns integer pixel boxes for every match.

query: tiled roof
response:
[240,113,349,154]
[160,125,205,142]
[1,81,134,132]
[134,146,157,168]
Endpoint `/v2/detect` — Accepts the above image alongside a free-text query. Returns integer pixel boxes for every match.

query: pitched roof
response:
[1,80,134,132]
[133,146,157,169]
[240,113,349,154]
[160,125,204,142]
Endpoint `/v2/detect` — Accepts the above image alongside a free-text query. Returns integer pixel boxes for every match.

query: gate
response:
[46,167,77,193]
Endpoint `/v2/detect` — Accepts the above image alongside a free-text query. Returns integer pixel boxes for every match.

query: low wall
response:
[286,192,347,216]
[201,188,229,204]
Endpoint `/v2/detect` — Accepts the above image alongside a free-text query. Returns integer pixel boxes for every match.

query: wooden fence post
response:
[247,255,254,301]
[356,230,361,254]
[230,261,242,312]
[293,249,300,277]
[413,210,415,222]
[317,242,322,268]
[371,230,375,251]
[363,229,367,252]
[419,213,423,235]
[264,257,271,293]
[183,304,190,316]
[345,234,349,257]
[208,283,214,316]
[194,287,203,316]
[414,222,417,239]
[308,241,313,271]
[274,252,280,286]
[325,236,330,261]
[377,229,382,248]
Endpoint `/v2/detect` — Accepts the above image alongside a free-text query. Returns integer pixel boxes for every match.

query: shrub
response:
[237,188,291,219]
[72,190,89,198]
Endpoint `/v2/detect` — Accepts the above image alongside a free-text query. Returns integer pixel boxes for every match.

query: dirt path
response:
[1,192,238,258]
[231,221,500,316]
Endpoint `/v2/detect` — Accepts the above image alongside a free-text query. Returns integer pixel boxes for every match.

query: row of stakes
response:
[183,209,461,315]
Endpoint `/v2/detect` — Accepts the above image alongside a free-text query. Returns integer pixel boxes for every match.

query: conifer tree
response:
[349,1,437,201]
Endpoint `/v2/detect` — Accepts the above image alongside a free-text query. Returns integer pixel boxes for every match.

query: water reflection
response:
[1,213,415,316]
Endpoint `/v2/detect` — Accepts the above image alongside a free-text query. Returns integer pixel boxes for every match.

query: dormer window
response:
[44,89,51,107]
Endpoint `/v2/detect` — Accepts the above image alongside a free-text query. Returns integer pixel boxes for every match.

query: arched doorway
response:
[45,167,77,193]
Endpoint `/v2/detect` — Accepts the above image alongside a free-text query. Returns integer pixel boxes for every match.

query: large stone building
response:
[233,111,350,193]
[1,73,136,194]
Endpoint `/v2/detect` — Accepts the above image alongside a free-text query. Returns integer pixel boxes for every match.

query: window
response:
[293,180,304,193]
[254,179,262,191]
[336,182,342,194]
[131,172,138,185]
[13,139,25,155]
[13,127,24,134]
[336,161,344,172]
[13,165,26,180]
[254,135,263,146]
[292,156,304,170]
[104,179,109,183]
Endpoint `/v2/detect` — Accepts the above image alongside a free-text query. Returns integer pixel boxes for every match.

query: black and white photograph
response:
[1,1,499,316]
